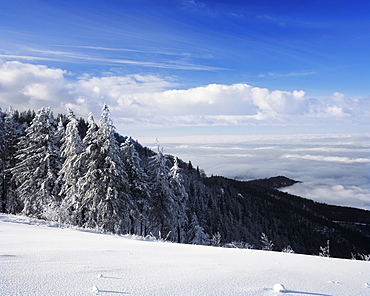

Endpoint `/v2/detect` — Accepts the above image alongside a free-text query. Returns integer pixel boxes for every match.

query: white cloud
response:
[329,92,346,104]
[250,88,307,115]
[281,154,370,164]
[284,183,370,210]
[0,61,178,118]
[76,74,177,117]
[0,61,73,111]
[0,60,369,131]
[114,84,309,127]
[322,105,346,117]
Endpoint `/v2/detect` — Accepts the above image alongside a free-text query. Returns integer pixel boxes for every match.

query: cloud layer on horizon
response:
[0,60,369,132]
[143,134,370,210]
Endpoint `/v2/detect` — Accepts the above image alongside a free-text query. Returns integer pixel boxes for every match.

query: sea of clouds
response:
[140,133,370,210]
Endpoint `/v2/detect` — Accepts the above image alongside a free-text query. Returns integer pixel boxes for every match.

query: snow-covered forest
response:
[0,105,192,242]
[0,105,369,258]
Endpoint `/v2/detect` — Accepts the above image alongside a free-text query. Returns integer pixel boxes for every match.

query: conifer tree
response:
[51,117,66,206]
[0,109,5,212]
[187,213,210,245]
[169,157,188,243]
[11,107,62,218]
[319,240,330,257]
[56,116,66,148]
[57,109,85,225]
[3,107,22,213]
[260,233,274,251]
[77,105,132,233]
[211,232,222,247]
[146,144,175,239]
[121,137,150,235]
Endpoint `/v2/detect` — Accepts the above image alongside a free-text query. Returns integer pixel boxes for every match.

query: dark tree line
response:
[0,105,369,259]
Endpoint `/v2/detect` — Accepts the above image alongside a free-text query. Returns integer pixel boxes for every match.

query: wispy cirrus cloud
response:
[54,45,191,57]
[0,45,225,71]
[258,71,316,78]
[0,54,64,62]
[182,0,207,11]
[255,14,288,27]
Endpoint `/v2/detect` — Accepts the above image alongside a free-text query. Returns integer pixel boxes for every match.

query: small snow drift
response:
[91,285,99,294]
[273,283,286,292]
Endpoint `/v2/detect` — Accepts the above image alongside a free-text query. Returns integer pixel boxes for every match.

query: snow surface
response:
[0,214,369,296]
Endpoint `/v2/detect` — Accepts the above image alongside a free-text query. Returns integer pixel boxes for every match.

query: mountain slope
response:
[1,106,369,259]
[1,214,369,296]
[178,169,370,258]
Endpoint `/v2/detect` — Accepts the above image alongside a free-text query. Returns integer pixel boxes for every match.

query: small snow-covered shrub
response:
[223,241,254,249]
[260,232,274,251]
[211,232,221,247]
[282,245,295,253]
[319,240,330,257]
[358,253,370,261]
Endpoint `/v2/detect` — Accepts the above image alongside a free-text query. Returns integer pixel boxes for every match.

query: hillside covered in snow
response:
[0,105,369,259]
[1,214,369,296]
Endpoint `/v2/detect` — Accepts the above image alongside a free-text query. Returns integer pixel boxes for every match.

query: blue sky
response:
[0,0,369,136]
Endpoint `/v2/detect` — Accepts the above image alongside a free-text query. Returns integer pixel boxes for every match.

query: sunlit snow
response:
[1,214,369,296]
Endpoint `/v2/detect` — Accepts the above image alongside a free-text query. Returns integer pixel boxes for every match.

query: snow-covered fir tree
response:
[169,157,188,243]
[0,109,5,212]
[319,240,330,257]
[187,213,210,245]
[211,232,222,247]
[76,104,133,233]
[57,109,85,225]
[11,107,62,218]
[260,233,274,251]
[2,107,23,213]
[56,116,66,148]
[146,143,176,240]
[50,116,66,212]
[282,245,295,253]
[121,137,150,235]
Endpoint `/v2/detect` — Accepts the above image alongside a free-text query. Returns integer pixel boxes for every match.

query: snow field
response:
[0,214,369,296]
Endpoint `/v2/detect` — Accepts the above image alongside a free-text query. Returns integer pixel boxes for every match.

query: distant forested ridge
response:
[0,105,369,259]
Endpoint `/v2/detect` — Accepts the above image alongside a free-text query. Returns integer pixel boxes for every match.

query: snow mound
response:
[273,283,286,292]
[91,285,99,294]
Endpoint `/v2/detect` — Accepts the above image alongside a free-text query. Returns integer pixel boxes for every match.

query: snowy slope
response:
[0,214,369,296]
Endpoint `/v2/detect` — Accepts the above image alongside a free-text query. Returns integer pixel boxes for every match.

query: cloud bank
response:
[144,134,370,210]
[0,60,369,132]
